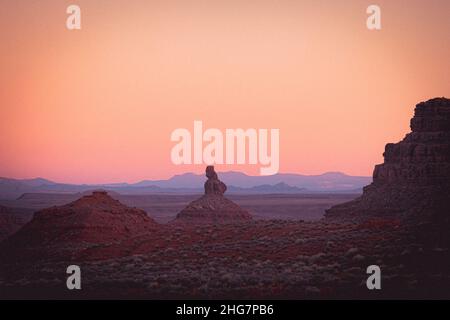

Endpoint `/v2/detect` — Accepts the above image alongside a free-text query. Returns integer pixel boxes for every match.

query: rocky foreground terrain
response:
[0,98,449,299]
[2,217,450,299]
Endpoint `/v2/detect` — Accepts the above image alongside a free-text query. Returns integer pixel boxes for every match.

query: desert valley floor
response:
[0,192,359,224]
[1,192,449,299]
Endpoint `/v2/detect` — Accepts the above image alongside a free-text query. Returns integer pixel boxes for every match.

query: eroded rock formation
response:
[175,166,252,224]
[326,97,450,224]
[204,165,227,195]
[1,191,157,261]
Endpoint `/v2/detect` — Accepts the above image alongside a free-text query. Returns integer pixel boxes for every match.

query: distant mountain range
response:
[0,171,371,199]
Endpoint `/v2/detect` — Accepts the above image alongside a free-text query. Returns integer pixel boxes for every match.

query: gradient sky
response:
[1,0,449,183]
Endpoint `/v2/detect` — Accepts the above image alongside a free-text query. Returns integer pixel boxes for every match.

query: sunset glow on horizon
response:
[1,0,449,184]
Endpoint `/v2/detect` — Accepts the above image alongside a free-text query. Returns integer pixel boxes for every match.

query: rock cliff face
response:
[175,166,252,224]
[326,97,450,222]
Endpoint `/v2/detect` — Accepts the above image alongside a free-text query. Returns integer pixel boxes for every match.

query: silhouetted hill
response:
[228,182,307,194]
[0,205,34,241]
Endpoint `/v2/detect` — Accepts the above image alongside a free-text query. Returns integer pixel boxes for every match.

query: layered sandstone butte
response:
[326,97,450,222]
[175,166,252,224]
[1,191,157,261]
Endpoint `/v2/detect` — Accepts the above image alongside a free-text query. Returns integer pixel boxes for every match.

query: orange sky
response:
[0,0,449,183]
